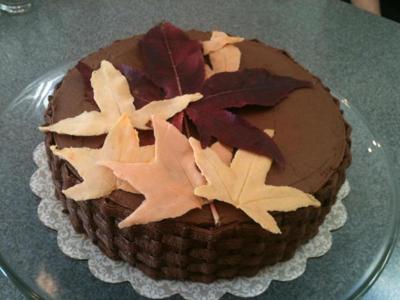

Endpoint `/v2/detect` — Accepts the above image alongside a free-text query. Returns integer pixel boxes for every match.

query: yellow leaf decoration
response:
[202,31,244,55]
[50,114,154,201]
[210,141,232,165]
[189,130,320,234]
[130,93,202,130]
[209,45,241,74]
[39,60,203,135]
[203,31,243,79]
[100,115,206,228]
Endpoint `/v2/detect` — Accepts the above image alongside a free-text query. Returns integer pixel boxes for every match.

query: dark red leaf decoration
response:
[118,64,164,109]
[170,112,185,131]
[138,130,155,146]
[76,61,94,102]
[119,63,185,130]
[185,69,311,165]
[187,108,285,166]
[192,69,312,111]
[139,22,205,98]
[133,22,313,164]
[118,65,157,145]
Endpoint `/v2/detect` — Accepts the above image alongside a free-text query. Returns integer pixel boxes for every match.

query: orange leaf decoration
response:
[100,115,206,228]
[203,31,243,79]
[40,60,202,135]
[189,130,320,234]
[50,114,154,201]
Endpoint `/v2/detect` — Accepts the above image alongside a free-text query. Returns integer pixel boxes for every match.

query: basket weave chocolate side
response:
[43,95,351,283]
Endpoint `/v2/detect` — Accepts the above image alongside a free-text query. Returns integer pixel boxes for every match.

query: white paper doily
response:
[30,142,350,300]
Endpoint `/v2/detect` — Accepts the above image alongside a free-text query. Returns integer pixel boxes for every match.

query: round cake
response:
[41,23,351,283]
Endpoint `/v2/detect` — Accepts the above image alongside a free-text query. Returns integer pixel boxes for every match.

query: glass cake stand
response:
[0,63,398,300]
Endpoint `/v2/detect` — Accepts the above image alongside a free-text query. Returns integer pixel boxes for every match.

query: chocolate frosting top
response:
[50,31,347,226]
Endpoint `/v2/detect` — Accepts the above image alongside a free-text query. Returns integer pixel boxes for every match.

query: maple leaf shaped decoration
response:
[186,69,312,165]
[138,23,312,164]
[99,115,206,228]
[50,114,154,201]
[40,60,202,135]
[202,31,244,55]
[139,22,206,131]
[139,22,205,98]
[118,64,165,109]
[189,130,320,234]
[203,31,244,78]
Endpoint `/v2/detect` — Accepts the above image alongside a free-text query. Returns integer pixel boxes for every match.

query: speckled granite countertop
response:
[0,0,399,299]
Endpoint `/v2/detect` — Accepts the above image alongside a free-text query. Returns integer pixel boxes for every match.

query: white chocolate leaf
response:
[189,130,320,234]
[100,115,206,228]
[202,31,244,55]
[50,146,116,200]
[210,142,232,166]
[51,114,154,201]
[91,60,135,119]
[39,111,111,136]
[40,60,135,136]
[202,31,243,79]
[209,45,241,76]
[130,93,203,130]
[40,60,201,135]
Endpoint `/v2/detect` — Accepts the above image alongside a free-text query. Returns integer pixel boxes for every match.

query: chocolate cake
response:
[41,24,351,283]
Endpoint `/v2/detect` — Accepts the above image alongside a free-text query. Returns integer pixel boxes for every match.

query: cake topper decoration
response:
[118,65,165,109]
[136,22,312,165]
[50,114,154,201]
[41,22,319,231]
[186,69,311,165]
[100,115,207,228]
[139,22,206,99]
[189,131,321,234]
[203,31,244,78]
[39,60,202,135]
[202,31,244,55]
[139,22,205,131]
